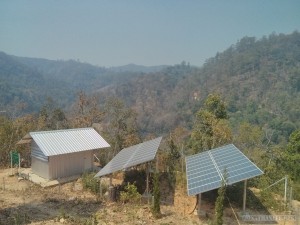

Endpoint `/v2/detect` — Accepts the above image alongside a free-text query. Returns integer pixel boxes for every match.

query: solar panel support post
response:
[146,162,150,204]
[197,193,202,216]
[243,179,247,213]
[108,174,113,201]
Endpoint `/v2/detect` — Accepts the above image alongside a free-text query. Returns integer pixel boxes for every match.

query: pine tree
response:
[214,170,227,225]
[152,171,161,218]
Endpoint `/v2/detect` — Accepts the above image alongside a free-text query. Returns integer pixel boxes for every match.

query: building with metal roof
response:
[22,127,110,180]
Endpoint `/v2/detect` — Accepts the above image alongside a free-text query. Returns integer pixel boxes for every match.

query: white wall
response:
[48,151,94,179]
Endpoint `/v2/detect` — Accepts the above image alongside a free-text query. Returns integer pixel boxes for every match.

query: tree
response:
[235,122,264,159]
[70,91,104,128]
[37,97,68,130]
[0,116,14,166]
[152,171,161,218]
[204,94,228,120]
[190,94,232,153]
[103,97,140,158]
[168,137,181,168]
[0,113,37,166]
[166,137,181,186]
[283,129,300,181]
[213,170,227,225]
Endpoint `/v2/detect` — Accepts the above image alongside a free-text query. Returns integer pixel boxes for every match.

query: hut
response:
[20,127,110,180]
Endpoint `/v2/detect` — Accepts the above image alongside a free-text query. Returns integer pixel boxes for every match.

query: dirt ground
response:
[0,168,298,225]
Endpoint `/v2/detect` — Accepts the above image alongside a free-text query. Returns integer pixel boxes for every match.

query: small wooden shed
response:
[26,128,110,180]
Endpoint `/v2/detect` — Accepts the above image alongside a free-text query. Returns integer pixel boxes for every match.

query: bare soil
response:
[0,168,297,225]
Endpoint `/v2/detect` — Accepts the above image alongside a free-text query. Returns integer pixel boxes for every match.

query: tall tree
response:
[167,137,181,172]
[70,91,104,128]
[283,129,300,181]
[38,97,68,130]
[190,94,232,153]
[213,170,227,225]
[152,171,161,218]
[0,116,14,166]
[0,113,37,166]
[103,97,140,157]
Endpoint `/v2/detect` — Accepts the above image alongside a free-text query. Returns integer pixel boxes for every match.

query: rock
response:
[60,218,65,223]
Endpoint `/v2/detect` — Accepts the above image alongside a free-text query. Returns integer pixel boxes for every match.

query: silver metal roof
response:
[30,128,110,156]
[94,137,162,177]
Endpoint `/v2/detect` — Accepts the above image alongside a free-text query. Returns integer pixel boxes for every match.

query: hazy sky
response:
[1,1,299,67]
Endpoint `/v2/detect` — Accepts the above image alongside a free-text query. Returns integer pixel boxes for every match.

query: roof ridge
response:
[30,127,94,135]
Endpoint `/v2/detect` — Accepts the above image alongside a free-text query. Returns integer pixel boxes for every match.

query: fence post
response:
[2,177,5,191]
[297,207,300,225]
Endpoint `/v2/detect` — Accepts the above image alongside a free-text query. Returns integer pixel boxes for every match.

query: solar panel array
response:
[94,137,162,177]
[186,144,263,196]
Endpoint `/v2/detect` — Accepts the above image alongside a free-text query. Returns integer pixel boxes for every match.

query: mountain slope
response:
[108,63,168,73]
[96,32,300,140]
[0,52,46,112]
[0,31,299,141]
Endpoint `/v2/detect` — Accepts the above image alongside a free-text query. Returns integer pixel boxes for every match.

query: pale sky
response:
[0,0,299,67]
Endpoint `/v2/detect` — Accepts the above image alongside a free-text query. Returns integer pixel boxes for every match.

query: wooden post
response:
[146,163,149,195]
[243,179,247,213]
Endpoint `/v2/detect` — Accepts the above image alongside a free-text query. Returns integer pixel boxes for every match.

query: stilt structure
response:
[243,179,247,213]
[197,193,202,216]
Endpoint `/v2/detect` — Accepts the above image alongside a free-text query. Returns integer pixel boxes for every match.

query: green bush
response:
[120,182,141,204]
[82,172,108,195]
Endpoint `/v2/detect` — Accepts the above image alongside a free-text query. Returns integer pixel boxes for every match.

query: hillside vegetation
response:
[96,31,300,142]
[0,32,299,140]
[0,31,300,208]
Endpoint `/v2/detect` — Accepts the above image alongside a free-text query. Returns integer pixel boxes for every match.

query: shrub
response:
[82,172,108,195]
[120,182,141,204]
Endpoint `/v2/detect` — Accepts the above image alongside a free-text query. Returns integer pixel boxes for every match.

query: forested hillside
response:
[0,52,147,115]
[0,31,300,142]
[98,31,300,142]
[1,31,300,201]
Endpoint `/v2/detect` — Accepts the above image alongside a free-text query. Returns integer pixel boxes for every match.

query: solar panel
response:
[94,137,162,177]
[186,144,263,196]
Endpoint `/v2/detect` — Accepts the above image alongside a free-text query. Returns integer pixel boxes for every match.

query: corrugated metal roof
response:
[30,128,110,156]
